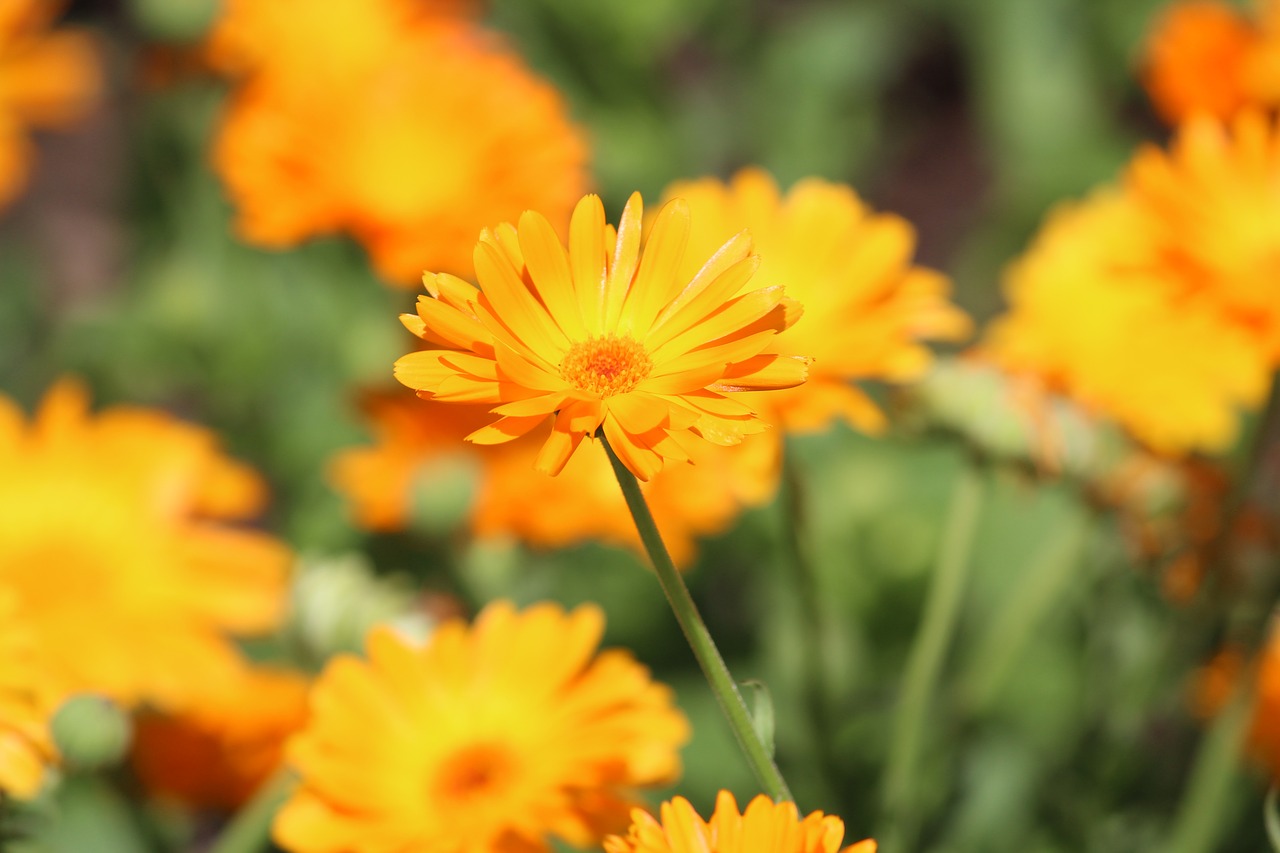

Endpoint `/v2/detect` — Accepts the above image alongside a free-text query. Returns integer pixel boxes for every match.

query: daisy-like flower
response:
[982,189,1269,454]
[0,0,99,208]
[0,586,57,800]
[1141,1,1260,123]
[662,168,970,434]
[273,601,690,853]
[210,0,588,285]
[131,665,310,811]
[1125,109,1280,358]
[0,380,292,710]
[604,791,876,853]
[394,192,809,481]
[330,393,780,565]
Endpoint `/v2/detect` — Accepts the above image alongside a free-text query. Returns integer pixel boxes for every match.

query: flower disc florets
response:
[559,334,653,397]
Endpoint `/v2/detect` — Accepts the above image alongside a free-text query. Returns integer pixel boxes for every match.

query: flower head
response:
[0,0,99,207]
[210,1,588,285]
[663,168,970,433]
[274,601,690,853]
[1141,1,1260,123]
[0,380,292,710]
[604,791,875,853]
[394,192,809,481]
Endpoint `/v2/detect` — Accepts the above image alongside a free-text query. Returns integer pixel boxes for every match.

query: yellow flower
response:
[274,601,690,853]
[131,665,310,811]
[663,168,970,434]
[604,791,876,853]
[210,1,588,285]
[983,189,1269,455]
[1125,109,1280,358]
[394,192,809,481]
[0,0,99,207]
[0,380,292,710]
[0,586,57,800]
[331,393,780,564]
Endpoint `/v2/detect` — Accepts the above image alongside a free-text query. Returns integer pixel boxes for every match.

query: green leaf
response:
[740,680,776,760]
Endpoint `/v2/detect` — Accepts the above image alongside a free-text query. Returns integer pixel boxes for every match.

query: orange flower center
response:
[559,335,652,397]
[432,742,518,804]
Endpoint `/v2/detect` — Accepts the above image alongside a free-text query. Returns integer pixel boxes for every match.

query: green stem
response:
[1165,684,1253,853]
[880,460,986,850]
[779,447,843,802]
[961,502,1089,713]
[1266,786,1280,852]
[601,436,794,803]
[209,771,296,853]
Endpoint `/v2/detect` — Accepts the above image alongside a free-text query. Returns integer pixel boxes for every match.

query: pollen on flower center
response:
[559,334,653,397]
[433,742,518,803]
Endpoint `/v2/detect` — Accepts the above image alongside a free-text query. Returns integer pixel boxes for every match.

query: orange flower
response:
[664,168,970,434]
[394,192,808,481]
[274,601,690,853]
[0,0,99,207]
[604,791,876,853]
[1194,634,1280,779]
[0,380,292,710]
[1141,1,1259,123]
[131,666,309,811]
[330,392,780,565]
[0,586,57,800]
[210,1,588,285]
[983,189,1269,455]
[1125,109,1280,358]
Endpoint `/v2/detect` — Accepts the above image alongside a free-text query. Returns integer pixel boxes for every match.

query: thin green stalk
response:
[1266,786,1280,852]
[601,436,794,803]
[1165,684,1253,853]
[880,460,985,850]
[209,771,296,853]
[961,503,1089,713]
[779,447,843,802]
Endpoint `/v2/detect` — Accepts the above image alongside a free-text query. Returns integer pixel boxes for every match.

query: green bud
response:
[50,695,132,771]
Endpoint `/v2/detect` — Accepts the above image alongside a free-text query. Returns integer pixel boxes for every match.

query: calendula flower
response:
[1141,1,1260,123]
[394,192,808,481]
[210,0,588,284]
[0,380,292,710]
[663,168,970,434]
[0,0,99,207]
[331,393,779,564]
[604,791,876,853]
[274,601,690,853]
[131,666,310,811]
[1193,635,1280,779]
[0,587,57,800]
[982,189,1269,454]
[1125,109,1280,358]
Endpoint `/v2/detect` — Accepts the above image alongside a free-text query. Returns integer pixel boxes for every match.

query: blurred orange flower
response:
[0,587,57,800]
[394,191,807,481]
[330,392,780,565]
[0,0,99,207]
[665,168,970,434]
[604,791,876,853]
[1194,634,1280,779]
[274,602,690,853]
[210,0,588,285]
[0,380,292,710]
[983,189,1268,455]
[131,666,309,811]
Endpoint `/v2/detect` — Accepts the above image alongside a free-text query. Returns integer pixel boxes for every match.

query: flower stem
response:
[880,459,986,849]
[601,436,794,803]
[209,771,296,853]
[1165,682,1253,853]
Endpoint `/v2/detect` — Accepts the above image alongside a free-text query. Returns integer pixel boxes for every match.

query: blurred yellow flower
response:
[0,380,292,710]
[331,393,780,565]
[1141,1,1260,123]
[131,665,310,811]
[1126,109,1280,358]
[210,0,588,285]
[604,791,876,853]
[0,0,99,207]
[0,587,56,800]
[395,191,808,481]
[274,601,690,853]
[983,189,1268,454]
[664,168,970,434]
